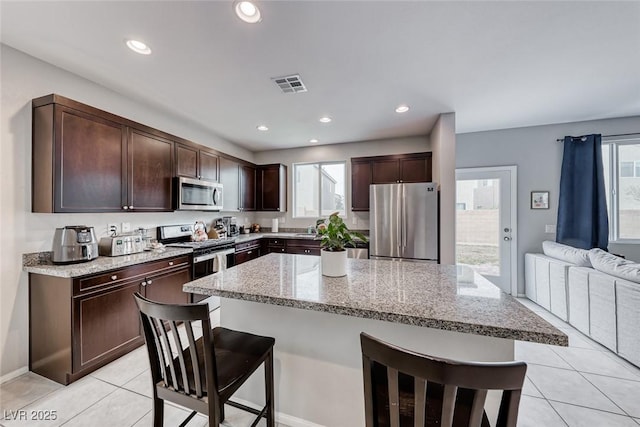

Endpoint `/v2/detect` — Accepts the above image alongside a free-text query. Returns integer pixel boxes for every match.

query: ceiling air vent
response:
[271,74,307,94]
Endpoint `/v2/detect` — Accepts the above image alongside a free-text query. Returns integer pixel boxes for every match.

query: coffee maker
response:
[223,216,239,237]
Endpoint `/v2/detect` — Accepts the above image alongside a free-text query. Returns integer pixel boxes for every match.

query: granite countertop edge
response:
[182,285,568,346]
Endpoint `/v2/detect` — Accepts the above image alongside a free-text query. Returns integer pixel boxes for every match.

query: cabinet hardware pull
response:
[168,262,174,266]
[123,206,128,210]
[248,251,252,254]
[147,279,153,285]
[129,205,134,209]
[141,281,147,286]
[111,275,117,280]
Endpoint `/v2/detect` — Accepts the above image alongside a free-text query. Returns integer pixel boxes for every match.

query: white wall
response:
[431,113,456,264]
[456,115,640,295]
[0,45,254,380]
[253,136,431,230]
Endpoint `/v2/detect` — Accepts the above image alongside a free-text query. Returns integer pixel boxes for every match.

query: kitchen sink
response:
[294,233,318,239]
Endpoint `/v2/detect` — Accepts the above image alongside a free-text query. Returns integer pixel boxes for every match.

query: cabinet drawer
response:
[286,239,321,248]
[287,247,320,256]
[266,238,286,248]
[235,239,261,252]
[75,255,190,295]
[235,248,260,265]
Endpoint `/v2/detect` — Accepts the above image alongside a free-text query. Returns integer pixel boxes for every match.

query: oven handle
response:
[193,248,235,264]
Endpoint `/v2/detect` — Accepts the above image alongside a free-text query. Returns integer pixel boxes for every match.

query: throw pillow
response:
[542,240,592,267]
[589,249,640,284]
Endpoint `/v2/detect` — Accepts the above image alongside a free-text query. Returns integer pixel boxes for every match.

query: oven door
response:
[191,248,235,303]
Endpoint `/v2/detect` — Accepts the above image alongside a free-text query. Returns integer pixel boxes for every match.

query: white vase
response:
[321,249,347,277]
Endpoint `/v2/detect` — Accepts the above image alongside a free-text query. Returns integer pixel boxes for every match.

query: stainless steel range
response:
[157,224,236,305]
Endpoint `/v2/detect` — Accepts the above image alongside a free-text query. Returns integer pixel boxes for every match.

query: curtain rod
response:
[556,132,640,142]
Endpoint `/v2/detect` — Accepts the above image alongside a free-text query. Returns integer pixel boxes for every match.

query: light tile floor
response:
[1,299,639,426]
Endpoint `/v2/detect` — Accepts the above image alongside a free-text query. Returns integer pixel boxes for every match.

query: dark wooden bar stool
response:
[134,293,275,427]
[360,333,527,427]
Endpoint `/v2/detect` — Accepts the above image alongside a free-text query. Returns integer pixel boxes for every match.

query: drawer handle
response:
[248,251,252,254]
[141,281,147,286]
[111,275,117,281]
[147,279,153,285]
[168,261,174,266]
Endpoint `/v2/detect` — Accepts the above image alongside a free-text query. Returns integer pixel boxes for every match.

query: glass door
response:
[455,167,517,294]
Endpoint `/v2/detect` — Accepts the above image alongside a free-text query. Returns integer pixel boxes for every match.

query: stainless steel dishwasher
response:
[347,241,369,259]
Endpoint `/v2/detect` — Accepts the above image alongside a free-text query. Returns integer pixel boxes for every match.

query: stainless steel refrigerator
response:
[369,182,438,262]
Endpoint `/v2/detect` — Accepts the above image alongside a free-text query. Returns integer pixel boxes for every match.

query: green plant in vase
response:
[316,212,368,276]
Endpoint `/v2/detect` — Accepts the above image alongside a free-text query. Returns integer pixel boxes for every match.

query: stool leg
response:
[152,397,164,427]
[265,349,275,427]
[219,403,225,423]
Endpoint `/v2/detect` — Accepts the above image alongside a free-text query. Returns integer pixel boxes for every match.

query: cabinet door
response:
[351,159,371,211]
[239,165,257,211]
[73,280,143,372]
[371,159,400,184]
[54,106,127,212]
[144,267,191,305]
[219,157,239,211]
[259,164,286,211]
[128,129,174,211]
[199,151,219,182]
[175,144,198,178]
[400,156,432,183]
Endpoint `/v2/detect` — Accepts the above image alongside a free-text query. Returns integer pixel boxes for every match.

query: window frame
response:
[292,160,347,219]
[602,136,640,244]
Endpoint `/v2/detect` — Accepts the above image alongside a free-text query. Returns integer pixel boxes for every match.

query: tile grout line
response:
[547,343,640,383]
[545,397,639,421]
[524,374,569,426]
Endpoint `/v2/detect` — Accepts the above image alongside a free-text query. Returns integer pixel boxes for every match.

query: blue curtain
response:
[557,134,609,250]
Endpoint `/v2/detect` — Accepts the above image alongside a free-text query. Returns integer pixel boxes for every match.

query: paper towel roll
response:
[272,218,279,233]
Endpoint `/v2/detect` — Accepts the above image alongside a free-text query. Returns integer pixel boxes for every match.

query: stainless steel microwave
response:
[175,177,223,211]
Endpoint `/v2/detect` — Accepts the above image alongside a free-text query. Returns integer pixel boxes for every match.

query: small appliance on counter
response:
[213,218,227,239]
[52,226,98,264]
[98,233,145,257]
[222,216,239,237]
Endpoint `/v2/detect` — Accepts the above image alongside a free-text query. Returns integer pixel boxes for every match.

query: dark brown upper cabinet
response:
[175,143,219,182]
[257,164,287,212]
[32,96,174,213]
[239,165,257,211]
[351,152,432,211]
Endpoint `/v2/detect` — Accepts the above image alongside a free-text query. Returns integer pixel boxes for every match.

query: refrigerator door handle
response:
[402,184,407,249]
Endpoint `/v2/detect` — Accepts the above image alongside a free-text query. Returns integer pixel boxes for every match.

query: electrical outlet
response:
[351,216,358,225]
[545,224,556,233]
[107,223,117,235]
[279,216,286,224]
[121,222,131,233]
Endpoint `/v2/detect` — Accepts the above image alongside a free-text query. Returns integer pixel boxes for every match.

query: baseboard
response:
[0,366,28,384]
[231,397,325,427]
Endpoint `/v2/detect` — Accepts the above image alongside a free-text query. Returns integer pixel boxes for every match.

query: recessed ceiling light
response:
[257,125,269,131]
[395,104,410,113]
[319,116,332,123]
[234,1,262,23]
[309,138,319,143]
[125,39,152,55]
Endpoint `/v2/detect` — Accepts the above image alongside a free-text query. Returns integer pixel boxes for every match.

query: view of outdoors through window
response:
[455,179,500,276]
[602,141,640,240]
[293,162,346,218]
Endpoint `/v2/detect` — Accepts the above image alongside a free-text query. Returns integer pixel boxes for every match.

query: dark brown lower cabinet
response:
[30,255,191,385]
[286,239,321,256]
[235,240,262,265]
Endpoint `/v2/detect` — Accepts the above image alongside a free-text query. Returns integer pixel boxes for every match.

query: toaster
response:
[52,226,99,264]
[99,234,145,257]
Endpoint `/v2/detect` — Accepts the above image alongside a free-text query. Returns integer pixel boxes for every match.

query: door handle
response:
[503,236,512,241]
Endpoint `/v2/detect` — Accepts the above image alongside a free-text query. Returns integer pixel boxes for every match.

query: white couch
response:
[525,247,640,368]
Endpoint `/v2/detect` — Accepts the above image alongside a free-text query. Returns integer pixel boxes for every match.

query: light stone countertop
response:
[23,247,193,278]
[184,253,567,346]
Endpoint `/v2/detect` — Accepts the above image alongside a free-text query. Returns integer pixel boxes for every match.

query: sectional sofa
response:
[525,241,640,368]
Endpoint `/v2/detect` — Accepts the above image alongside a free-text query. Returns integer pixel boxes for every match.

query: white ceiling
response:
[1,1,639,151]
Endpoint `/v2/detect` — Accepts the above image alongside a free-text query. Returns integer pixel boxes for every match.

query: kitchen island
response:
[184,253,566,426]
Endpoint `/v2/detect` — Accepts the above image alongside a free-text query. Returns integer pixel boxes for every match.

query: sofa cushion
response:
[542,241,592,267]
[589,249,640,284]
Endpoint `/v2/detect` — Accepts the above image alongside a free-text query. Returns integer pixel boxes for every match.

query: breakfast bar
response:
[184,253,567,426]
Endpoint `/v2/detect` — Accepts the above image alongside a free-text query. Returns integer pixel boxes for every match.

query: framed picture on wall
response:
[531,191,549,209]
